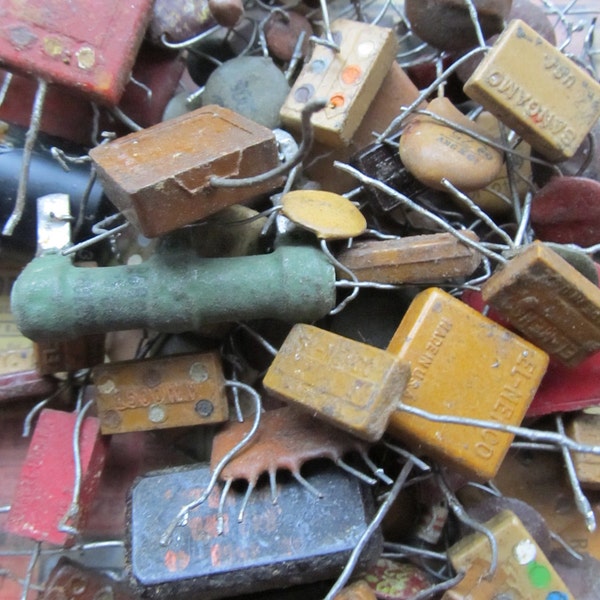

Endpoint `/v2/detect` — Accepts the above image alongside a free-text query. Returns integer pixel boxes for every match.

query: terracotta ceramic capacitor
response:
[335,231,482,284]
[264,11,313,62]
[399,97,503,192]
[387,288,548,481]
[464,19,600,162]
[405,0,512,52]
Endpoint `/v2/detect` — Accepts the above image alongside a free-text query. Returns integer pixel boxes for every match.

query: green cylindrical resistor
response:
[11,243,336,341]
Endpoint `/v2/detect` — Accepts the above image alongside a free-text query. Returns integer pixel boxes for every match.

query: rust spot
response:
[210,405,368,485]
[164,549,190,572]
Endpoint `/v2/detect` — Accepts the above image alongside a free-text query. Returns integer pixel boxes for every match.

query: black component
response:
[128,462,380,599]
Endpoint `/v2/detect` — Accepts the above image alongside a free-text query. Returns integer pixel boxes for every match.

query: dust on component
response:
[128,463,380,599]
[280,190,367,240]
[481,242,600,367]
[210,405,370,487]
[566,412,600,490]
[263,325,410,442]
[6,408,108,546]
[89,105,282,238]
[399,97,504,192]
[335,232,482,285]
[92,352,229,434]
[447,510,574,599]
[387,288,549,481]
[35,193,70,255]
[35,334,105,375]
[363,558,433,600]
[280,18,398,147]
[464,19,600,162]
[0,0,152,105]
[42,557,135,600]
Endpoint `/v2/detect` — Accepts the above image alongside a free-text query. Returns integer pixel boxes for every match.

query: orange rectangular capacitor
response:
[92,351,229,434]
[447,510,574,599]
[387,288,548,481]
[481,241,600,367]
[279,19,397,147]
[89,105,281,237]
[463,19,600,162]
[335,232,482,284]
[263,324,410,442]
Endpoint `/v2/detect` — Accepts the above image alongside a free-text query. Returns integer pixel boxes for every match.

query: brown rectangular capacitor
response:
[464,19,600,162]
[92,352,229,434]
[336,232,482,284]
[89,105,281,237]
[263,324,410,442]
[481,242,600,367]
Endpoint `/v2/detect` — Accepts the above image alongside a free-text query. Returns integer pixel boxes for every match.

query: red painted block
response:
[0,369,57,404]
[6,408,108,546]
[0,0,153,105]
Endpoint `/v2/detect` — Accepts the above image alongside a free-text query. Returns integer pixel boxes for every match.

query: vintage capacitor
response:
[0,369,57,404]
[464,19,600,162]
[481,242,600,367]
[263,324,411,442]
[89,105,282,238]
[147,0,215,45]
[280,18,398,147]
[363,558,433,600]
[0,0,152,105]
[386,287,549,481]
[335,232,482,285]
[398,97,504,192]
[566,412,600,490]
[92,351,229,434]
[128,463,380,599]
[446,510,574,599]
[6,408,108,546]
[34,334,105,375]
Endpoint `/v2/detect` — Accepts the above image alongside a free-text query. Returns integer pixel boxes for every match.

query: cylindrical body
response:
[12,244,336,341]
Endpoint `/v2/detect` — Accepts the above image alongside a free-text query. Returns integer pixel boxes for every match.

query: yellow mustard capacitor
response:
[447,510,574,600]
[386,288,549,481]
[464,19,600,162]
[280,189,367,240]
[481,241,600,367]
[263,323,411,442]
[92,351,229,434]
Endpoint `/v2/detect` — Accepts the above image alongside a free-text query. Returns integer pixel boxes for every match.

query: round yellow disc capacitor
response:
[280,190,367,240]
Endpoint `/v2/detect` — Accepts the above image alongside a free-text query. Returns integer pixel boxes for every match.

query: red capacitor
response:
[530,176,600,247]
[6,408,108,546]
[0,369,57,404]
[0,0,153,105]
[0,45,184,146]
